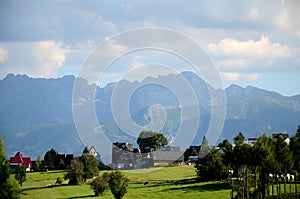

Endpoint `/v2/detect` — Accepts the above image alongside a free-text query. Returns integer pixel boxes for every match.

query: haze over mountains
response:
[1,72,300,159]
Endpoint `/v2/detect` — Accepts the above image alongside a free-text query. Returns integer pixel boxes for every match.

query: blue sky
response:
[0,0,299,96]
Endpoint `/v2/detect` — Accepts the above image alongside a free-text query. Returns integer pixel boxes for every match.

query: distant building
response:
[272,133,290,145]
[184,146,201,163]
[247,138,258,145]
[89,146,98,157]
[111,142,183,169]
[10,152,32,172]
[112,142,135,169]
[152,146,184,166]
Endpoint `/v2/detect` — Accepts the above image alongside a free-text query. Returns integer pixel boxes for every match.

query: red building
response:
[10,152,32,172]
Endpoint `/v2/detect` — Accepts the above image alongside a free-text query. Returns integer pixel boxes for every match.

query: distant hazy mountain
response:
[1,72,299,159]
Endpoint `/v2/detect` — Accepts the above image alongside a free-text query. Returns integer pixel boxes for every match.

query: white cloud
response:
[0,48,8,63]
[222,72,260,82]
[0,41,70,78]
[207,35,292,59]
[124,64,175,83]
[216,59,249,69]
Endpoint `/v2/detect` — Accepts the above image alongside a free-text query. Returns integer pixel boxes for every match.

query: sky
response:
[0,0,300,96]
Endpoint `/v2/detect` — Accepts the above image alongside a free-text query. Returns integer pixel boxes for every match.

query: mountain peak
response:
[226,84,244,94]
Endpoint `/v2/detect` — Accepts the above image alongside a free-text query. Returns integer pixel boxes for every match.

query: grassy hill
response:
[20,165,231,199]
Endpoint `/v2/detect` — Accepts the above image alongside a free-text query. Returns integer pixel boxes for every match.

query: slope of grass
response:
[20,165,232,199]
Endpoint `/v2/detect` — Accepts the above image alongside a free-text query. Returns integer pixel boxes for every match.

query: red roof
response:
[10,152,32,168]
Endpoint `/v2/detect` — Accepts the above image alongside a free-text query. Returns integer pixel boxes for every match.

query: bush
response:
[109,171,129,199]
[56,177,63,184]
[90,173,110,196]
[0,176,21,199]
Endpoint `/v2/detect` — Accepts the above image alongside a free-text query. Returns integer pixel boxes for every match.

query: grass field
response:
[20,165,231,199]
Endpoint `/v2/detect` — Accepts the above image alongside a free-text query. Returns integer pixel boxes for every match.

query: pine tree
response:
[0,138,20,199]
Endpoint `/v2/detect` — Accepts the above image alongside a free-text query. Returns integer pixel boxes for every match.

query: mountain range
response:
[1,72,300,159]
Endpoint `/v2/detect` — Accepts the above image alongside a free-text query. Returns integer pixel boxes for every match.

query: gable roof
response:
[10,152,32,168]
[152,151,184,162]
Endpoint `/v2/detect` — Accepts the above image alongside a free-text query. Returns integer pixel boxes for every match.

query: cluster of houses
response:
[111,142,184,169]
[8,133,292,172]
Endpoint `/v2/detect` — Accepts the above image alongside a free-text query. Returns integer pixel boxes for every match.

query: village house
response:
[111,142,135,169]
[10,152,32,173]
[152,146,184,166]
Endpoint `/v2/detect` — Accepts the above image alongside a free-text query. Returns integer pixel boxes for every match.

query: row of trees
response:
[34,148,72,171]
[195,126,300,199]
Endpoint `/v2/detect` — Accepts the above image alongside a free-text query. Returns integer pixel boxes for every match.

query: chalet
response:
[89,146,98,157]
[152,146,184,166]
[10,152,32,172]
[111,142,135,169]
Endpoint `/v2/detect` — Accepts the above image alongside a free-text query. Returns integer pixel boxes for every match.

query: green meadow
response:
[20,165,231,199]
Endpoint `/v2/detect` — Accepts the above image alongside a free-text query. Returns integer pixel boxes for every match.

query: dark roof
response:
[152,151,184,162]
[272,133,289,139]
[248,138,258,141]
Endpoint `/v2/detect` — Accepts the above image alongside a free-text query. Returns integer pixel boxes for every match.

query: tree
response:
[218,139,233,168]
[137,131,168,153]
[64,159,84,185]
[81,153,99,182]
[82,146,89,154]
[0,138,20,199]
[253,134,276,199]
[109,171,129,199]
[274,135,293,195]
[290,126,300,174]
[195,147,228,181]
[35,155,43,171]
[232,139,252,199]
[90,172,110,196]
[234,132,245,145]
[15,166,26,186]
[199,136,210,158]
[44,148,58,170]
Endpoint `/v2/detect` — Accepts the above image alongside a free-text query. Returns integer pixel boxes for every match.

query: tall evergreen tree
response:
[0,138,20,199]
[253,134,276,199]
[199,136,210,158]
[274,135,293,194]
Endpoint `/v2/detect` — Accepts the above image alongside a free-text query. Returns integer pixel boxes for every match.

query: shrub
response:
[90,173,110,196]
[109,171,129,199]
[56,177,63,184]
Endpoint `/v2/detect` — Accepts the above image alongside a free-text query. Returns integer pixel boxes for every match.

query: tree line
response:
[195,126,300,199]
